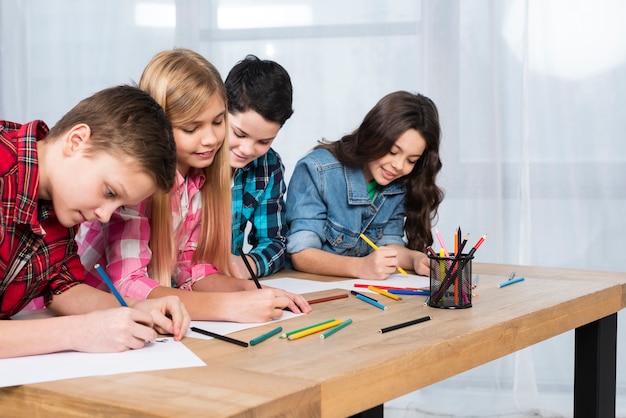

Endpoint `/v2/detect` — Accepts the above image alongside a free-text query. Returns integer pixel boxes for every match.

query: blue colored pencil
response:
[94,264,127,307]
[387,289,430,296]
[498,276,525,288]
[355,293,386,310]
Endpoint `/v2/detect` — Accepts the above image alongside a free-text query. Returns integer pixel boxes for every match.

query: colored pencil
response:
[379,315,431,334]
[355,293,387,310]
[368,285,401,301]
[191,326,249,347]
[94,264,128,307]
[387,289,430,296]
[434,227,449,256]
[354,284,425,291]
[431,234,486,305]
[359,233,408,276]
[279,319,336,339]
[249,326,283,346]
[498,277,525,288]
[426,246,438,257]
[320,319,353,339]
[287,319,343,340]
[307,293,349,304]
[238,246,262,289]
[350,290,378,302]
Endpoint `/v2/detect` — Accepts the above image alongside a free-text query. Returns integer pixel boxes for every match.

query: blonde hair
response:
[138,48,232,287]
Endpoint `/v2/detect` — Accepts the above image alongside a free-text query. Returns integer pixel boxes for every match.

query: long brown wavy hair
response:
[316,91,444,251]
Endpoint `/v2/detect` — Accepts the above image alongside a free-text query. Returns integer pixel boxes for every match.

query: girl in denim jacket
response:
[286,91,443,280]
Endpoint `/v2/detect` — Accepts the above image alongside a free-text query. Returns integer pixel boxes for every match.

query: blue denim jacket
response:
[286,148,406,257]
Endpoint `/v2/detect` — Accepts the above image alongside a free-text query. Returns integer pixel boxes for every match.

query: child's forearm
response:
[291,248,362,278]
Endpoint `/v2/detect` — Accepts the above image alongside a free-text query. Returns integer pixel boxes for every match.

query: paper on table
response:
[262,274,430,294]
[189,310,301,339]
[0,337,206,388]
[187,274,429,340]
[188,278,336,340]
[336,273,430,292]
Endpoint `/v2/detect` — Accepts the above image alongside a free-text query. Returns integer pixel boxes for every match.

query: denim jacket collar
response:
[344,165,405,205]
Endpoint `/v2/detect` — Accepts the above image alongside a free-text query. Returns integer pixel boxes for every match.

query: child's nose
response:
[94,205,116,223]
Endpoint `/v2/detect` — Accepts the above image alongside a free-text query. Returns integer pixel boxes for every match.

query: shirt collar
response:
[344,165,405,205]
[15,121,49,230]
[175,167,206,193]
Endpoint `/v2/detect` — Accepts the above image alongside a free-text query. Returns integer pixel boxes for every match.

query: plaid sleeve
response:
[245,152,288,277]
[79,202,159,300]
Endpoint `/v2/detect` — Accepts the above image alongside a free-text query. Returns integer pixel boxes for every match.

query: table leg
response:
[349,404,384,418]
[574,312,617,418]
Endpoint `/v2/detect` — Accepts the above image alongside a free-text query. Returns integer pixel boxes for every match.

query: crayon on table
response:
[249,326,283,346]
[387,289,430,296]
[307,294,349,305]
[498,276,525,288]
[287,319,343,340]
[320,319,353,339]
[368,285,401,301]
[191,327,249,348]
[379,315,431,334]
[350,290,378,302]
[280,319,336,339]
[354,284,424,291]
[355,293,387,310]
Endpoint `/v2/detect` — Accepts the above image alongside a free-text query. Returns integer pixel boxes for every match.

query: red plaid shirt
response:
[0,120,83,319]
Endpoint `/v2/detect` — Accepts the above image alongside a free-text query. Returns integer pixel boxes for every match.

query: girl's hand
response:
[264,287,312,315]
[72,308,158,352]
[130,296,190,341]
[221,289,311,323]
[359,246,399,280]
[412,251,430,276]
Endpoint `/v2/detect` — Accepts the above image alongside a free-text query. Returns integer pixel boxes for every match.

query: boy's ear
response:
[62,123,92,157]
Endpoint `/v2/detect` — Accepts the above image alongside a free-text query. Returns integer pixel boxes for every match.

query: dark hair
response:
[317,91,444,250]
[48,85,176,192]
[225,54,294,126]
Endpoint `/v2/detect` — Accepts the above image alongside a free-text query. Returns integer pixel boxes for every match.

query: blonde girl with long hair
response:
[77,48,310,322]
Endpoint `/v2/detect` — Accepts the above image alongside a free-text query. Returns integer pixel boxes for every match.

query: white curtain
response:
[2,1,625,416]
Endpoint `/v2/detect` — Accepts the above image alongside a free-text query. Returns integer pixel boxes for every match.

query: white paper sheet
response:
[0,337,206,388]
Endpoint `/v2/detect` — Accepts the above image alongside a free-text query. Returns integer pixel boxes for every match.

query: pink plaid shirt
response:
[76,168,219,300]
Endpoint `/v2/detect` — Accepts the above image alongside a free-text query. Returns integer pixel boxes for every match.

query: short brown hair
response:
[48,85,176,192]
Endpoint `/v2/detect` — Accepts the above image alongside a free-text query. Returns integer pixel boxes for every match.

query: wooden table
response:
[1,263,624,417]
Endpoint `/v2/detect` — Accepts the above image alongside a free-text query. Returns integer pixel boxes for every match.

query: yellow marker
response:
[367,285,401,301]
[359,233,408,276]
[287,319,344,340]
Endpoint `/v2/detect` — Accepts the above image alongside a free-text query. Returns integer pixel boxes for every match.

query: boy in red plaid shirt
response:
[0,85,190,358]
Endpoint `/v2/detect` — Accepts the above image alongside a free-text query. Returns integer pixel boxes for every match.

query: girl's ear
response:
[62,123,92,157]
